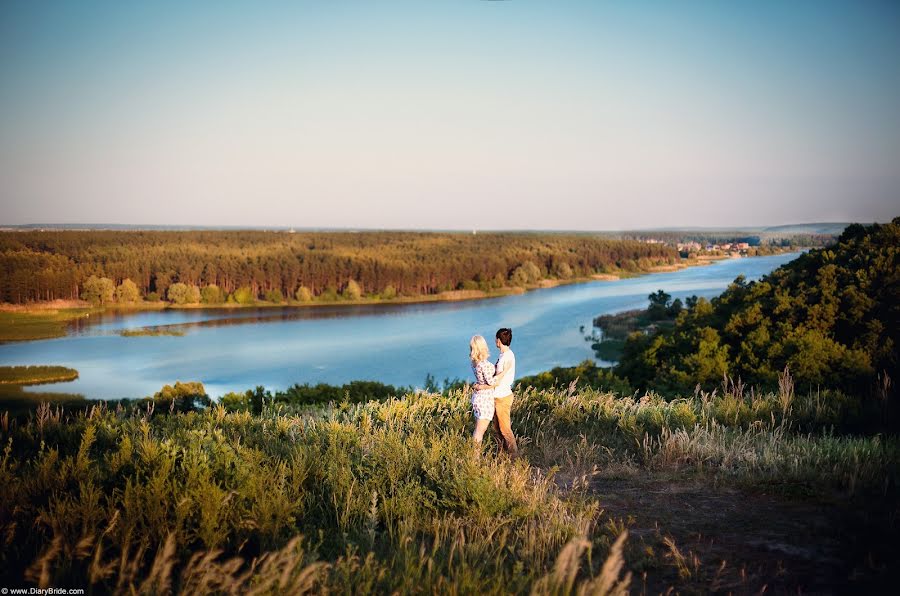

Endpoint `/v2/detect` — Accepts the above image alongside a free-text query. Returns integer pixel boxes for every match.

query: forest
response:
[0,230,678,304]
[615,218,899,407]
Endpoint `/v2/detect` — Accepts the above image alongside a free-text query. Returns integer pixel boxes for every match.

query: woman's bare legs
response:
[473,418,491,443]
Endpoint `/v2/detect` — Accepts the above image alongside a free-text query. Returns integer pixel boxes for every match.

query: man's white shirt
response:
[493,349,515,398]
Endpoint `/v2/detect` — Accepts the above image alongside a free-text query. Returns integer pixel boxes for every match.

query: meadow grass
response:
[0,365,79,384]
[0,308,98,342]
[119,328,186,337]
[0,384,895,593]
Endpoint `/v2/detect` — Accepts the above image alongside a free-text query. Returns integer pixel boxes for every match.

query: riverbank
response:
[0,253,756,344]
[0,288,530,343]
[0,261,712,343]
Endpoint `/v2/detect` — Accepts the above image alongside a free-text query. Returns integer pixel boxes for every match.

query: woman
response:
[469,335,496,443]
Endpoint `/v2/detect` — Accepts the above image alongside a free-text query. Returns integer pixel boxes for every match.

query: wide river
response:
[1,253,799,399]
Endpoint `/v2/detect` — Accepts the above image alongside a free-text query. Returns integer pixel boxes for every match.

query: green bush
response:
[232,286,255,304]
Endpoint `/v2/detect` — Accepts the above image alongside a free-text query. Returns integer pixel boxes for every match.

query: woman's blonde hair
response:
[469,335,490,363]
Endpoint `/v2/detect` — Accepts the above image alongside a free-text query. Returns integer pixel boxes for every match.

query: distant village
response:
[639,237,754,257]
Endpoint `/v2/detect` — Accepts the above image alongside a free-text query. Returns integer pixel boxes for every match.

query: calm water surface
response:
[0,253,799,399]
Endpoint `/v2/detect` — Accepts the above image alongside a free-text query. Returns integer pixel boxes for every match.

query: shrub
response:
[167,283,201,305]
[232,286,256,304]
[81,275,115,305]
[150,380,210,411]
[200,284,223,304]
[343,279,362,300]
[115,279,141,303]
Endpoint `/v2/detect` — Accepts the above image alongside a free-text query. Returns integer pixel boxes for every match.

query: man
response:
[475,327,518,457]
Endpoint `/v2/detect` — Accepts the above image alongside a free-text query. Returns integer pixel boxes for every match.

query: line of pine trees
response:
[0,230,678,304]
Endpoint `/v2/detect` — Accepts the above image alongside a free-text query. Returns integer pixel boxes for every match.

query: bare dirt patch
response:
[584,476,897,594]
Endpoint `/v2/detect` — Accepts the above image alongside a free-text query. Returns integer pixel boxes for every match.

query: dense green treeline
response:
[0,231,677,304]
[616,218,899,400]
[617,230,837,247]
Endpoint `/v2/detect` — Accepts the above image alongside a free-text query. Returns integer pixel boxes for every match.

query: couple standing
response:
[469,327,518,457]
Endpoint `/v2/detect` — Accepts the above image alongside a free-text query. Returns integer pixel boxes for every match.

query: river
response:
[0,253,800,399]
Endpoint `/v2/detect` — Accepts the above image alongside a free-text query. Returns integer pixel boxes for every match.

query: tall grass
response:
[0,383,895,593]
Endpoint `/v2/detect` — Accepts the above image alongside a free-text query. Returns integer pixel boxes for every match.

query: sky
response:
[1,1,898,230]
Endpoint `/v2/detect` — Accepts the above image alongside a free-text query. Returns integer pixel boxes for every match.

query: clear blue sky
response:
[1,1,898,229]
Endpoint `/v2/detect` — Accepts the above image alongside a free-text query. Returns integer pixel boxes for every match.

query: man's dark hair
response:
[496,328,512,346]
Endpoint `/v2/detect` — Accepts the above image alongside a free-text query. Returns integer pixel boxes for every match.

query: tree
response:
[167,283,200,304]
[1,229,684,304]
[115,278,140,303]
[295,285,313,302]
[152,381,210,412]
[200,284,223,304]
[510,262,542,287]
[553,261,574,279]
[667,298,684,317]
[647,289,672,320]
[232,286,255,305]
[343,279,362,300]
[265,288,284,303]
[167,283,187,304]
[381,285,397,300]
[510,267,529,287]
[82,275,115,305]
[617,219,900,396]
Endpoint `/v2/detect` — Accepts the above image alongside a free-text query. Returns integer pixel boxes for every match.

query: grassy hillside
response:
[0,381,896,593]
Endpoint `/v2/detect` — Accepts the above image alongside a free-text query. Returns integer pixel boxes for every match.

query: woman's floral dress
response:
[471,359,496,420]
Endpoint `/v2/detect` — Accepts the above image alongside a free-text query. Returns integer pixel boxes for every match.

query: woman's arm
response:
[475,359,504,391]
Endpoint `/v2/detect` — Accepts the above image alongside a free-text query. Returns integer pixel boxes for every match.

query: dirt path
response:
[583,476,897,594]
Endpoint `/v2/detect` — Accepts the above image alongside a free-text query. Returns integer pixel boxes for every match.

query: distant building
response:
[676,241,702,253]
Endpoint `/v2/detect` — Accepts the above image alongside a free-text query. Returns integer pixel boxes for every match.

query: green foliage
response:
[0,365,78,385]
[231,286,255,305]
[517,360,633,394]
[510,261,542,286]
[294,285,312,302]
[200,284,223,304]
[0,384,894,592]
[1,230,678,304]
[553,261,574,279]
[343,279,362,300]
[115,278,141,303]
[219,381,407,412]
[618,219,900,399]
[647,289,671,320]
[150,381,211,412]
[119,328,184,337]
[81,275,115,305]
[0,309,97,342]
[381,284,397,299]
[219,391,251,412]
[145,291,160,302]
[264,288,284,303]
[166,282,200,305]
